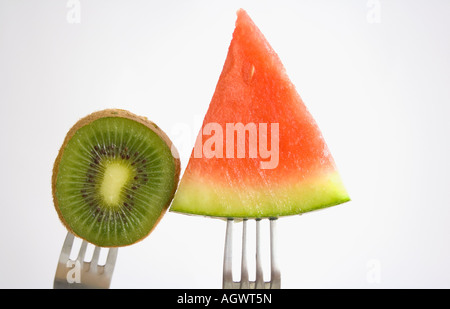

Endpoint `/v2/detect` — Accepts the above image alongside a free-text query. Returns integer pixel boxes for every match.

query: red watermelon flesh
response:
[170,9,350,218]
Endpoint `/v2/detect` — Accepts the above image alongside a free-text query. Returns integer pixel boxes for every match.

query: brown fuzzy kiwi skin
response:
[52,109,181,247]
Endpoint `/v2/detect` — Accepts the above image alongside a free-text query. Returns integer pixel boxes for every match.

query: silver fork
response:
[53,232,118,289]
[223,218,280,289]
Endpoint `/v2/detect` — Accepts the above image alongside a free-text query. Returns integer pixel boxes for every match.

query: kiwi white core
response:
[100,160,131,207]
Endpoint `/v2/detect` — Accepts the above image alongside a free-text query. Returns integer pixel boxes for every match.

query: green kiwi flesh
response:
[52,109,180,247]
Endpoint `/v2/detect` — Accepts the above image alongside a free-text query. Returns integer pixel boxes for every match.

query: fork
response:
[223,218,280,289]
[53,232,118,289]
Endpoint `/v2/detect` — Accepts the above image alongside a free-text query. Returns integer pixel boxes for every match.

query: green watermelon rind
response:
[170,171,350,219]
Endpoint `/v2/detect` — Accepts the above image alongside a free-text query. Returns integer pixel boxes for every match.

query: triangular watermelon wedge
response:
[170,9,350,218]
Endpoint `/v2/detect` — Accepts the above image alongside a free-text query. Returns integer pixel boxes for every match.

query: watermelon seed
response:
[242,62,255,84]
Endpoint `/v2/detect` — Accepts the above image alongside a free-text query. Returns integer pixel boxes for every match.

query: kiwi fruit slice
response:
[52,109,180,247]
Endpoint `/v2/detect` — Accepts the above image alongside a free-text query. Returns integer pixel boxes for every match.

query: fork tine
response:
[89,246,102,273]
[240,219,250,289]
[77,240,88,264]
[223,218,234,289]
[255,219,264,289]
[59,232,75,263]
[90,246,101,265]
[104,247,118,276]
[269,218,281,289]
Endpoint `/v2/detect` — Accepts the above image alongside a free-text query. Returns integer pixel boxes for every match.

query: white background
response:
[1,0,449,288]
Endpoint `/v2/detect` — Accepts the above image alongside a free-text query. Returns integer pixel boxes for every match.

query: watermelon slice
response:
[170,9,350,218]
